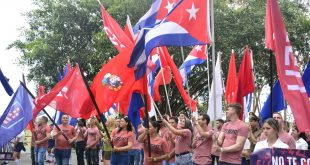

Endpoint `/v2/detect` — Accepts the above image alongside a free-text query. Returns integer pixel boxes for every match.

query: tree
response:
[9,0,310,115]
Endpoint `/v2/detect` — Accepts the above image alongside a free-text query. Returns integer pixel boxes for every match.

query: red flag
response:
[161,47,197,111]
[32,85,46,118]
[265,0,310,131]
[100,5,133,52]
[91,47,136,114]
[35,66,93,119]
[27,85,46,131]
[236,46,255,120]
[154,67,171,101]
[123,15,135,42]
[225,50,237,104]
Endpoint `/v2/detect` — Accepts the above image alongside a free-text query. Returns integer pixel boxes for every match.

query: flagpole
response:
[20,81,69,141]
[180,46,193,116]
[269,50,273,117]
[206,46,211,92]
[21,74,38,141]
[78,65,113,148]
[158,50,172,117]
[210,0,217,124]
[142,76,152,158]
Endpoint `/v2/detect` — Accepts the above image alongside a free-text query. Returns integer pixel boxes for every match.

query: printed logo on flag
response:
[2,102,24,129]
[102,73,123,91]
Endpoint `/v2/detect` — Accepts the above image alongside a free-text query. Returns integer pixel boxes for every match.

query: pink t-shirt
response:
[54,124,76,149]
[220,120,248,164]
[85,126,101,149]
[111,129,135,148]
[159,127,169,138]
[143,136,168,165]
[76,126,87,142]
[192,127,214,165]
[211,130,220,156]
[132,127,144,150]
[260,131,296,149]
[35,124,51,148]
[175,129,192,154]
[162,128,176,163]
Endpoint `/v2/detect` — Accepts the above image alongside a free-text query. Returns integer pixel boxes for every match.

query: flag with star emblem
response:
[0,84,34,148]
[100,5,133,52]
[179,45,208,85]
[144,0,212,55]
[35,65,93,119]
[128,0,211,80]
[133,0,162,34]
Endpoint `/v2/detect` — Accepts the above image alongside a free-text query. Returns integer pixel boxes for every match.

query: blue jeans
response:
[128,149,142,165]
[175,153,192,165]
[110,152,129,165]
[163,161,176,165]
[54,149,71,165]
[34,147,47,165]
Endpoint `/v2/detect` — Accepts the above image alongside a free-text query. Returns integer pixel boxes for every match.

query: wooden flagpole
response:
[180,46,193,117]
[157,51,172,117]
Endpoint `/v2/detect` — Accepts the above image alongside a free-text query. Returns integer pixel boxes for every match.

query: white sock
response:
[15,159,20,165]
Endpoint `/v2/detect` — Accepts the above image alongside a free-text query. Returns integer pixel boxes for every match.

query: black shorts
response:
[14,142,25,152]
[48,139,55,149]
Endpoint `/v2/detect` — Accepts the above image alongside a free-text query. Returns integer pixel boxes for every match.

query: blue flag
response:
[260,80,285,122]
[128,93,144,139]
[260,61,310,122]
[302,62,310,97]
[0,68,14,96]
[0,84,34,148]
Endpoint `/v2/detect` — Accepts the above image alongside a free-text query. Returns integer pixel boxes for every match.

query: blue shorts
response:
[14,142,25,152]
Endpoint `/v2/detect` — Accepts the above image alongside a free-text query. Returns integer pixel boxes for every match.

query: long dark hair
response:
[117,116,133,133]
[150,121,160,133]
[293,125,307,141]
[182,118,193,133]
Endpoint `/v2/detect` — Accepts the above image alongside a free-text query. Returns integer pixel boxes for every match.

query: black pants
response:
[211,154,219,165]
[31,146,37,165]
[85,148,99,165]
[76,141,86,165]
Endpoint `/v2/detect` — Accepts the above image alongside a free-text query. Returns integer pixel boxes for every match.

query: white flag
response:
[207,53,223,121]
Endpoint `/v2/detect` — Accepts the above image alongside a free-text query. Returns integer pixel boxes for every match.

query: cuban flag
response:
[0,84,34,148]
[104,103,117,117]
[179,45,208,85]
[133,0,162,34]
[128,0,211,80]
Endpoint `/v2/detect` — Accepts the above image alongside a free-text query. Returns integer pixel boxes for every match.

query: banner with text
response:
[250,148,310,165]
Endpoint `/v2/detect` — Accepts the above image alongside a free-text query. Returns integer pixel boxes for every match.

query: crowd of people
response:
[8,103,310,165]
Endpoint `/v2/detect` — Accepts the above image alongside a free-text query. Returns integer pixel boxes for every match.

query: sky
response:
[0,0,35,114]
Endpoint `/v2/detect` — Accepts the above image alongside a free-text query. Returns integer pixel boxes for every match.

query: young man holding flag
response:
[34,116,51,165]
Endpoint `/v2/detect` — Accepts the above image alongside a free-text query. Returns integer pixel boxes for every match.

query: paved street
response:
[0,150,79,165]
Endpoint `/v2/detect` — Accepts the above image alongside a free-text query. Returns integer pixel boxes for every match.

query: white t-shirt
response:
[16,131,25,142]
[253,139,289,153]
[243,139,250,150]
[296,138,308,150]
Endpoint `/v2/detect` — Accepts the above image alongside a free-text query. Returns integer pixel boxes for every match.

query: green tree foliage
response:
[9,0,310,115]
